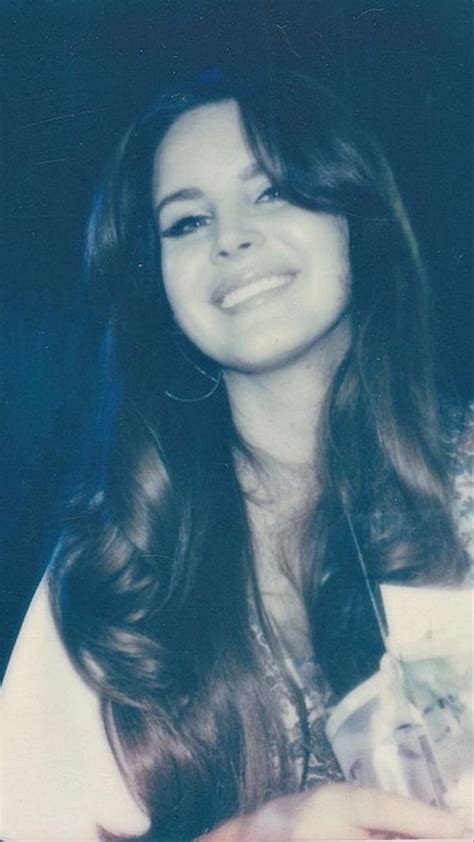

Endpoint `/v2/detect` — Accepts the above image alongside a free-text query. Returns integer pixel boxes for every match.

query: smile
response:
[218,273,296,311]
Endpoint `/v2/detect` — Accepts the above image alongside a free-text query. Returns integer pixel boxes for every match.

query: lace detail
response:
[448,402,474,573]
[250,622,344,790]
[291,655,345,789]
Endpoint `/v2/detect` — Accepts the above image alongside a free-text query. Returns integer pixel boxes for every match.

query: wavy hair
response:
[49,68,467,840]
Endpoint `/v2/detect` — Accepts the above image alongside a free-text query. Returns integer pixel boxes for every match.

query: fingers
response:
[350,787,466,839]
[239,784,468,841]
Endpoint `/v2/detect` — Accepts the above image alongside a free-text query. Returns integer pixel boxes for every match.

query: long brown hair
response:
[49,67,467,840]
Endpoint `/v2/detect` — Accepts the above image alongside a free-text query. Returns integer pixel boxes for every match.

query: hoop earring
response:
[164,339,223,403]
[165,369,222,402]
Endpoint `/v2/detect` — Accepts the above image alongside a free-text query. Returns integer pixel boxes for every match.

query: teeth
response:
[220,274,293,310]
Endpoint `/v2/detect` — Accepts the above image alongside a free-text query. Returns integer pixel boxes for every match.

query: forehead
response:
[152,100,254,197]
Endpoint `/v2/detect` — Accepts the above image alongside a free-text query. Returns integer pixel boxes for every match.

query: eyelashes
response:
[161,215,209,239]
[160,185,285,240]
[256,185,282,203]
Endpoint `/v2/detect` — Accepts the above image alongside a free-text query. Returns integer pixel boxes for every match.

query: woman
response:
[2,68,472,840]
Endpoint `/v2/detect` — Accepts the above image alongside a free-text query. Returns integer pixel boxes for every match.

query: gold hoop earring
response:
[164,368,222,403]
[165,337,222,402]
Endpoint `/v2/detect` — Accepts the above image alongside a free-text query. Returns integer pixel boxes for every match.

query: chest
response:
[248,501,313,660]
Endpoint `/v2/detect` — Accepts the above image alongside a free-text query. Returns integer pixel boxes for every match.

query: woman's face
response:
[153,99,351,374]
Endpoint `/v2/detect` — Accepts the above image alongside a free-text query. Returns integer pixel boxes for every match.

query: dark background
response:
[1,0,472,678]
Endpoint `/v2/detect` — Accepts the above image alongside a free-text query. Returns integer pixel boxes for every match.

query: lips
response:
[214,271,297,312]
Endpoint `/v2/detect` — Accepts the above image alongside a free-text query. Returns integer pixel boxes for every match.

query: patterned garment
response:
[251,403,474,792]
[448,402,474,572]
[251,621,345,789]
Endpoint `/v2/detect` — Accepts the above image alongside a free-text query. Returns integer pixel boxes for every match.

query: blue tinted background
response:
[1,0,472,677]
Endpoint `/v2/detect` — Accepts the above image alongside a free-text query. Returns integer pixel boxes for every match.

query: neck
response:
[224,326,349,466]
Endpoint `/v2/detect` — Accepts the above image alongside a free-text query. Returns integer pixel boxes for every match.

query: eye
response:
[160,215,210,239]
[256,185,283,204]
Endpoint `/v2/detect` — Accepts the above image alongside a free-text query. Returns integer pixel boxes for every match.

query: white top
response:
[1,581,150,840]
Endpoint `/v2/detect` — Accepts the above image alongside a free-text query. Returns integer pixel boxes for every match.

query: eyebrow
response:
[154,188,203,219]
[154,163,264,219]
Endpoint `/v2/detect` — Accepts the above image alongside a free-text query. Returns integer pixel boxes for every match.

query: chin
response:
[219,317,352,377]
[220,342,318,376]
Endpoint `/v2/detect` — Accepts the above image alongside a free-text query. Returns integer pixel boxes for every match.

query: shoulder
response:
[1,577,150,840]
[445,401,474,568]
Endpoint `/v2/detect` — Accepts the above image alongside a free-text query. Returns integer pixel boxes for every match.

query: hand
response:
[203,783,467,840]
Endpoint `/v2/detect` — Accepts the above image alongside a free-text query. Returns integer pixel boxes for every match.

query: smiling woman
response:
[2,67,472,841]
[154,100,351,375]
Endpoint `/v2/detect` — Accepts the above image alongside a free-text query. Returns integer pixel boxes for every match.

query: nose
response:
[211,216,265,262]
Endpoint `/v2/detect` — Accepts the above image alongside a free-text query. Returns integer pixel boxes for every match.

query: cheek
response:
[160,236,207,294]
[160,250,212,348]
[160,249,190,311]
[284,211,350,264]
[327,267,352,316]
